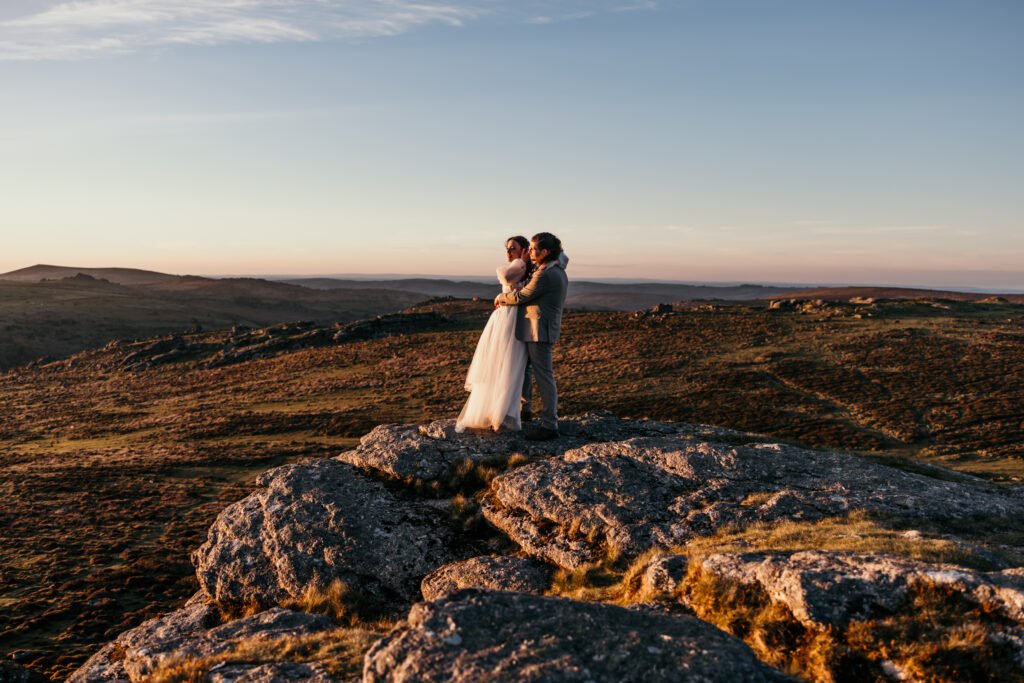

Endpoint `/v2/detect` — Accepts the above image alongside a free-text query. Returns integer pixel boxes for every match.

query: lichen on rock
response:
[363,589,794,682]
[192,458,456,612]
[68,603,333,683]
[420,556,553,601]
[340,412,746,485]
[482,435,1024,569]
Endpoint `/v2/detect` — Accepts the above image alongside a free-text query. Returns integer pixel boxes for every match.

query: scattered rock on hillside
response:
[118,334,192,371]
[420,556,553,601]
[111,323,339,372]
[332,312,452,343]
[204,322,334,368]
[341,412,750,484]
[363,590,793,682]
[482,436,1024,569]
[692,550,1024,629]
[632,303,675,319]
[192,459,455,611]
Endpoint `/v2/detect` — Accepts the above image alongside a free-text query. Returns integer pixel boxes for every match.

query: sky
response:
[1,0,1022,288]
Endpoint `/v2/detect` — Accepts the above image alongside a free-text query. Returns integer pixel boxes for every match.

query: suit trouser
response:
[524,342,557,430]
[522,358,533,409]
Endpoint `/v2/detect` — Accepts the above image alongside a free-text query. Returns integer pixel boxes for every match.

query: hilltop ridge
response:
[0,264,182,285]
[5,263,1023,374]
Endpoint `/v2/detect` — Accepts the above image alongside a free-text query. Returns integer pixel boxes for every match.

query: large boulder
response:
[363,590,793,682]
[192,459,455,610]
[483,436,1024,568]
[420,556,553,601]
[692,550,1024,629]
[68,594,215,683]
[340,413,747,484]
[68,603,334,683]
[684,551,1024,681]
[65,644,129,683]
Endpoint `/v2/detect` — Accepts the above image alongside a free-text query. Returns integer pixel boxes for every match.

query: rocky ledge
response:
[70,413,1024,682]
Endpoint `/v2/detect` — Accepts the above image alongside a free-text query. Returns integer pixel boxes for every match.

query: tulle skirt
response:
[456,305,527,432]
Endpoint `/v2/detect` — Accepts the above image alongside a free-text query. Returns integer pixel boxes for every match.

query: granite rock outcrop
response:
[363,589,793,682]
[420,556,552,601]
[482,436,1023,569]
[69,414,1024,682]
[192,459,456,611]
[68,602,335,683]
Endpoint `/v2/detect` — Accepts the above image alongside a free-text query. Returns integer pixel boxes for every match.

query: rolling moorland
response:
[0,264,822,372]
[0,266,426,371]
[2,290,1024,679]
[282,276,806,311]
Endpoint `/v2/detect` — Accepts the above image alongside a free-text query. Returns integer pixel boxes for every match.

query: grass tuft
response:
[681,510,1022,571]
[147,624,390,683]
[281,579,387,626]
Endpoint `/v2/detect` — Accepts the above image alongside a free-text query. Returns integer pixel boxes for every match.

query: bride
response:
[455,236,531,432]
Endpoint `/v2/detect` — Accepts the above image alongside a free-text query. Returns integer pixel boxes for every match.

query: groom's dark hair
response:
[531,232,562,262]
[506,235,529,250]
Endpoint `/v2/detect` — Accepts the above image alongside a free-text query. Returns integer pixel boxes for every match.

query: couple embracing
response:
[455,232,568,441]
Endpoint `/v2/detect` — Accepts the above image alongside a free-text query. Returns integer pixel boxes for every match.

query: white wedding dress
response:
[455,258,529,432]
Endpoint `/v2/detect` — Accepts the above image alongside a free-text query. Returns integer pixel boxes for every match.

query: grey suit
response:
[496,259,568,430]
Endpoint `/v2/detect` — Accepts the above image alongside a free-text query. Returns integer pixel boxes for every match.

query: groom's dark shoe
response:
[521,408,533,423]
[524,426,559,441]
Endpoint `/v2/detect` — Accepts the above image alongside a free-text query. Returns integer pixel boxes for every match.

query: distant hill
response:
[285,277,494,300]
[6,264,1022,371]
[0,264,181,285]
[773,286,1024,303]
[0,271,424,370]
[285,278,803,310]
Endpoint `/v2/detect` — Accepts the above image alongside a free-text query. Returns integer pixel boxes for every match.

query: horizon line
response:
[3,264,1023,294]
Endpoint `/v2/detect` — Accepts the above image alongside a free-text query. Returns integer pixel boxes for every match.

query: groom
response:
[495,232,568,440]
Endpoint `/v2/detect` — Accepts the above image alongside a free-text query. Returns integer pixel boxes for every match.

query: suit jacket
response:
[496,258,568,343]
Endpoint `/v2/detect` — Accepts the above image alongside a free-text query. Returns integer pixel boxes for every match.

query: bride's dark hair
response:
[506,235,529,250]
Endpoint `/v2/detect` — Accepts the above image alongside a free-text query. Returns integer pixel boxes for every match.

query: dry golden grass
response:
[397,452,535,499]
[681,564,868,682]
[680,511,1018,570]
[683,567,1023,683]
[446,453,531,492]
[547,564,624,604]
[843,583,1021,683]
[279,579,391,627]
[147,624,389,683]
[549,510,1006,598]
[543,513,1024,682]
[546,545,663,607]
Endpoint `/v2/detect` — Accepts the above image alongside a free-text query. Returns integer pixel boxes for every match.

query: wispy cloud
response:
[527,0,656,25]
[808,224,946,236]
[0,0,658,60]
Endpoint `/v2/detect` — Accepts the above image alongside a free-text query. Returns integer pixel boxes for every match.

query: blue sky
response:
[1,0,1022,287]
